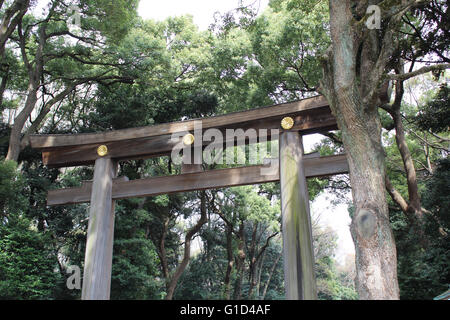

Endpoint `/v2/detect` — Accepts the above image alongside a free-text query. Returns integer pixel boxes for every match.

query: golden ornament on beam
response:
[97,145,108,157]
[183,133,195,146]
[281,117,294,130]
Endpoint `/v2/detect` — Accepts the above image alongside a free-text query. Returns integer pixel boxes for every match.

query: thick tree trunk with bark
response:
[333,91,399,300]
[0,0,30,57]
[6,22,44,162]
[319,0,401,299]
[6,82,39,161]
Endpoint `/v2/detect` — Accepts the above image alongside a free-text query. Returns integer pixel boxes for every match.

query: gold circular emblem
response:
[183,134,195,146]
[97,145,108,156]
[281,117,294,130]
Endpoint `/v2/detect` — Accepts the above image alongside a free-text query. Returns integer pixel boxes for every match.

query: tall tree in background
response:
[319,0,449,299]
[3,0,138,161]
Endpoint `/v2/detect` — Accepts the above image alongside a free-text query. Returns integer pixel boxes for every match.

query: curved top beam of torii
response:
[29,95,337,168]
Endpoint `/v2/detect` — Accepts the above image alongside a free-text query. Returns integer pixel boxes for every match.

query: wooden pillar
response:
[82,157,117,300]
[279,131,317,300]
[181,146,203,174]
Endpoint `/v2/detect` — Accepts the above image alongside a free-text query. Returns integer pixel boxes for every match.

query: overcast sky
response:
[138,0,270,30]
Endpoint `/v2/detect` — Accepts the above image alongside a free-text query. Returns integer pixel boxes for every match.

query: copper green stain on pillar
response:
[279,132,317,300]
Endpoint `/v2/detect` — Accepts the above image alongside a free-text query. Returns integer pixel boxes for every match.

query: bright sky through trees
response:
[138,0,269,30]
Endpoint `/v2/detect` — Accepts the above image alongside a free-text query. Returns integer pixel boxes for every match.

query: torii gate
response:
[29,95,349,300]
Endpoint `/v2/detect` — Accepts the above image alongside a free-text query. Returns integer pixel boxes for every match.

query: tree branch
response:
[385,175,411,217]
[165,191,208,299]
[386,64,450,81]
[0,0,30,57]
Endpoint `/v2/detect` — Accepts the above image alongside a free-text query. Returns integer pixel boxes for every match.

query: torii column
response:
[279,121,317,300]
[81,147,117,300]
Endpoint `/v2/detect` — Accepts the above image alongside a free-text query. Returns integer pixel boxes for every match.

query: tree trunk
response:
[233,220,245,300]
[223,223,234,300]
[0,65,8,108]
[382,71,429,246]
[319,0,400,299]
[6,21,44,162]
[340,93,399,300]
[0,0,30,57]
[261,250,282,300]
[255,249,265,298]
[6,83,39,161]
[247,222,258,298]
[159,216,170,282]
[165,191,208,300]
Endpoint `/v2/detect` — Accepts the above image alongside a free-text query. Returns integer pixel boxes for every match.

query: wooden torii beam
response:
[47,154,348,206]
[30,95,348,300]
[30,95,335,168]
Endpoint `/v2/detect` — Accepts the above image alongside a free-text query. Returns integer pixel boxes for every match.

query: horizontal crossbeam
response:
[30,96,337,168]
[47,154,348,206]
[31,95,329,149]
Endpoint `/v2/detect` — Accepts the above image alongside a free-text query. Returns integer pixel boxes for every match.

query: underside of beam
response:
[47,154,348,206]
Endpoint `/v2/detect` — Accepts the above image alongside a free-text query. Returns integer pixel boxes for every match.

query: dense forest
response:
[0,0,448,300]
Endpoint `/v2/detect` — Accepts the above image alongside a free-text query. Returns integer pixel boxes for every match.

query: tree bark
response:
[255,249,265,298]
[319,0,400,299]
[6,21,44,162]
[6,82,39,161]
[391,77,423,219]
[0,65,8,108]
[0,0,30,58]
[233,220,246,300]
[261,250,282,300]
[210,201,237,300]
[247,222,259,298]
[159,216,170,282]
[223,223,234,300]
[382,72,430,246]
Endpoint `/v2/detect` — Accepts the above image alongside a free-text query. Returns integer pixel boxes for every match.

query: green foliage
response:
[415,84,450,133]
[110,200,162,299]
[79,0,139,43]
[0,218,59,300]
[0,160,28,217]
[174,253,225,300]
[316,256,358,300]
[389,159,450,300]
[422,159,450,230]
[313,226,358,300]
[0,160,59,299]
[249,0,329,98]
